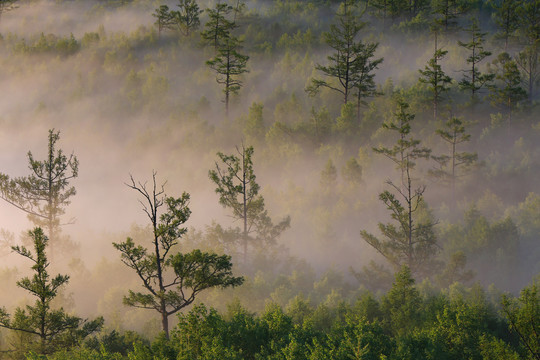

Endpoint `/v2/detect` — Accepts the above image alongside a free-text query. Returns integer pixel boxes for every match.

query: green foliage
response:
[209,144,290,260]
[200,1,238,51]
[206,37,249,116]
[0,129,78,251]
[114,173,242,338]
[418,46,452,119]
[488,52,527,121]
[0,228,102,355]
[458,18,495,98]
[363,100,436,277]
[502,282,540,360]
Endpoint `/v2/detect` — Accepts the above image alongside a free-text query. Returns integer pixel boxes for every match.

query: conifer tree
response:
[458,18,494,99]
[209,144,290,262]
[361,100,436,277]
[200,1,237,51]
[0,129,78,253]
[419,32,452,119]
[491,0,521,51]
[489,52,527,121]
[0,228,102,355]
[307,0,381,109]
[430,116,477,194]
[206,37,249,117]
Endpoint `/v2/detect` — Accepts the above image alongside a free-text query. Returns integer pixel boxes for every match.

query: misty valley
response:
[0,0,538,359]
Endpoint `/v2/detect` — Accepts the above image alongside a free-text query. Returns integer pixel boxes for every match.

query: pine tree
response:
[0,228,102,355]
[491,0,521,51]
[307,0,381,107]
[209,144,290,262]
[419,32,452,119]
[430,116,478,193]
[200,1,237,51]
[458,18,495,99]
[206,37,249,117]
[362,100,436,277]
[489,52,527,121]
[0,129,78,253]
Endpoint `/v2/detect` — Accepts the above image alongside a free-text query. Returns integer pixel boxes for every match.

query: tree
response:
[113,172,243,338]
[458,18,495,99]
[418,40,452,120]
[209,144,290,262]
[501,282,540,360]
[206,37,249,117]
[171,0,203,36]
[200,1,238,51]
[489,52,527,121]
[307,0,381,107]
[0,228,103,355]
[491,0,521,51]
[431,0,474,32]
[516,0,540,102]
[152,5,175,38]
[351,41,384,121]
[0,129,78,252]
[361,100,437,277]
[430,116,477,194]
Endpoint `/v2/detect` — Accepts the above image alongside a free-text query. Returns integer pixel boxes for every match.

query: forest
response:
[0,0,538,358]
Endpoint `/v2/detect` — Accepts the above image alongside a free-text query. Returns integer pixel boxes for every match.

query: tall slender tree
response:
[491,0,522,51]
[200,1,237,51]
[458,18,495,99]
[361,100,436,277]
[209,144,290,262]
[489,52,527,121]
[206,37,249,117]
[419,30,452,119]
[0,129,78,252]
[430,116,477,194]
[352,41,384,121]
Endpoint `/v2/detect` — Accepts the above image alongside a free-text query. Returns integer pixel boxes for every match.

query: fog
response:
[0,0,539,337]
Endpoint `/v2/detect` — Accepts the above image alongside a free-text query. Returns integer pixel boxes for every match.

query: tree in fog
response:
[0,228,103,355]
[489,52,527,121]
[113,173,243,339]
[153,5,175,38]
[200,1,238,51]
[458,18,494,99]
[491,0,521,51]
[430,116,477,194]
[361,99,437,277]
[307,0,381,107]
[418,33,452,120]
[172,0,203,36]
[209,144,290,262]
[0,129,78,251]
[206,37,249,117]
